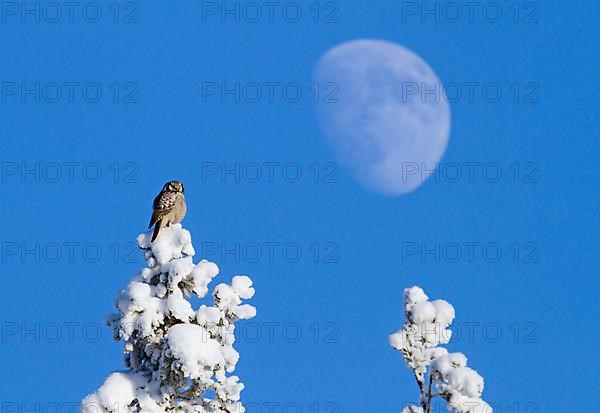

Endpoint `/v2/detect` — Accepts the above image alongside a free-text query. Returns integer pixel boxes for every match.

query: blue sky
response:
[0,0,598,411]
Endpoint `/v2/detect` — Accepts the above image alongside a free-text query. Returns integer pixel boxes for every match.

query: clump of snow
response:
[390,286,491,413]
[137,223,195,265]
[404,286,429,308]
[431,299,455,326]
[445,366,484,398]
[191,260,220,297]
[402,406,424,413]
[409,301,437,324]
[82,225,256,413]
[168,324,224,378]
[389,287,456,374]
[84,372,137,411]
[448,393,492,413]
[81,371,161,413]
[231,275,255,299]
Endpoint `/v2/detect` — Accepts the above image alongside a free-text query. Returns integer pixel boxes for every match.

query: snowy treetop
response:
[81,224,256,413]
[391,286,491,413]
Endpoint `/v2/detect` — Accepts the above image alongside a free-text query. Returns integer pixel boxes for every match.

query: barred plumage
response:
[149,181,187,242]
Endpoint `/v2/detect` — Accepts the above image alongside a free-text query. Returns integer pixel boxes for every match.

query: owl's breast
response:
[173,194,187,223]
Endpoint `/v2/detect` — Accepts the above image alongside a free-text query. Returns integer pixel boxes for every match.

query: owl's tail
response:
[151,220,163,242]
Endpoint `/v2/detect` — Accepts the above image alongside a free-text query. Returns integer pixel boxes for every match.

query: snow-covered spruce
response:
[390,287,491,413]
[81,224,256,413]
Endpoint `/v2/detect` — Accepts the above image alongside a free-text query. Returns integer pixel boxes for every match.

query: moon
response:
[314,39,451,196]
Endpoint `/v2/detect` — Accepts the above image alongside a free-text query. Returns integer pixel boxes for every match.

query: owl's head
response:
[163,180,184,193]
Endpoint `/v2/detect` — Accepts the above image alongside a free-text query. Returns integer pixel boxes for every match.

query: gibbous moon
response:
[314,39,451,196]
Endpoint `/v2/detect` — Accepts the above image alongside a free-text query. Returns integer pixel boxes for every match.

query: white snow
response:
[446,366,484,398]
[448,393,492,413]
[192,260,220,298]
[231,275,255,299]
[409,301,437,323]
[404,286,429,308]
[402,406,424,413]
[431,299,455,326]
[431,353,469,377]
[167,290,195,322]
[168,323,225,378]
[84,225,256,412]
[137,223,195,265]
[390,286,491,413]
[81,372,150,413]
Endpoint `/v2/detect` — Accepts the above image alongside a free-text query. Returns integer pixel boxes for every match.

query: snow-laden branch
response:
[390,287,491,413]
[81,224,256,413]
